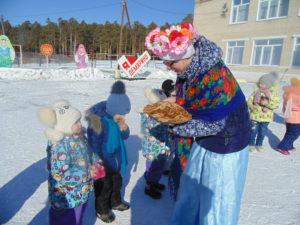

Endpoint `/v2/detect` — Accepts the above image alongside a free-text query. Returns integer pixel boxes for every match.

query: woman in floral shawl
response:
[145,23,250,225]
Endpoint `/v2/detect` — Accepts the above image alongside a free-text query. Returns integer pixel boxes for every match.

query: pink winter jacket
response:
[282,86,300,124]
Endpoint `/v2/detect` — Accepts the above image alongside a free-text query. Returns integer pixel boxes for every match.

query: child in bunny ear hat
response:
[140,87,171,199]
[38,100,93,225]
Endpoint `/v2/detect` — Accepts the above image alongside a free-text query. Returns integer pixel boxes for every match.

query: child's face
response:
[258,82,267,90]
[72,120,82,134]
[170,90,176,97]
[113,114,125,123]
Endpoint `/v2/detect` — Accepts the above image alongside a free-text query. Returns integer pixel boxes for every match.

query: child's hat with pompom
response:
[37,100,81,142]
[106,81,131,116]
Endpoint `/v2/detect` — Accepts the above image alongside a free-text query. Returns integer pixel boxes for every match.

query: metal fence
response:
[12,52,165,69]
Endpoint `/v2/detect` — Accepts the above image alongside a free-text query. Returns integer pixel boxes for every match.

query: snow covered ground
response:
[0,65,299,225]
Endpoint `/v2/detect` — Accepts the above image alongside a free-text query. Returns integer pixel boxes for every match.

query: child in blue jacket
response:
[38,100,93,225]
[86,81,131,223]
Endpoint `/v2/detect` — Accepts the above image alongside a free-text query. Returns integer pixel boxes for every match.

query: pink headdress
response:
[145,23,199,61]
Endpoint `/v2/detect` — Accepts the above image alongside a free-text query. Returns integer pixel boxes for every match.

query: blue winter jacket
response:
[86,101,130,173]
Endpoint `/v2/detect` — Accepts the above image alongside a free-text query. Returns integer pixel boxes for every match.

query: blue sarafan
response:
[0,35,15,68]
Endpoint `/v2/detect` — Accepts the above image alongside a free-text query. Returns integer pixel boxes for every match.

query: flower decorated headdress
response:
[145,22,199,61]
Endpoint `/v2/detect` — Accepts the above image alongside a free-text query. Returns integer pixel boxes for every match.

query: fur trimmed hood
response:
[85,110,102,134]
[85,101,107,134]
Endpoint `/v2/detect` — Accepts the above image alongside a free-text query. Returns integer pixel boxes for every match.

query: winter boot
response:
[112,202,130,211]
[97,210,115,223]
[144,186,162,199]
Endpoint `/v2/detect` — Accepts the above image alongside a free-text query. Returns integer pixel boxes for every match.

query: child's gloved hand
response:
[114,114,128,131]
[118,122,128,131]
[90,162,106,180]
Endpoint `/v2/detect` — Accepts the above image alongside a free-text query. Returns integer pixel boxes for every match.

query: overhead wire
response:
[5,2,121,20]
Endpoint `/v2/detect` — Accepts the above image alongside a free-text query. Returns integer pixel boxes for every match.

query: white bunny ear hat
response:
[37,100,81,142]
[144,87,167,104]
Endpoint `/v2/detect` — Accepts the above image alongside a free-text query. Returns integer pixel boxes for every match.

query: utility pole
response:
[1,15,5,35]
[118,0,132,57]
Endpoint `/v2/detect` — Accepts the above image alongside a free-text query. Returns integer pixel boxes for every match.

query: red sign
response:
[118,51,151,77]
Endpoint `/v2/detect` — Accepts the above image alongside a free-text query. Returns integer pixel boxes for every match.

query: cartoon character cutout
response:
[74,44,88,69]
[0,35,15,68]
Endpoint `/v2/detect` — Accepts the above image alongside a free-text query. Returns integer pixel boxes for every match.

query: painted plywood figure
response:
[75,44,88,69]
[0,35,15,67]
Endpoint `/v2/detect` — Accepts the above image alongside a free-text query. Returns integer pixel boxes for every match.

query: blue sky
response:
[1,0,194,26]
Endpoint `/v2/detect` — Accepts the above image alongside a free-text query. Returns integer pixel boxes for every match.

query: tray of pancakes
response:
[143,101,192,124]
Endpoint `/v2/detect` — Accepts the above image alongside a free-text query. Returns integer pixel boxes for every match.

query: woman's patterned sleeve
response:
[172,118,226,137]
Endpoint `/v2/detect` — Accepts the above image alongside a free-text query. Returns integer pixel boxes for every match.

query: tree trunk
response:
[69,33,72,55]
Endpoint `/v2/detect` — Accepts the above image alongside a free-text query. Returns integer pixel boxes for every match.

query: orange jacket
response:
[282,86,300,124]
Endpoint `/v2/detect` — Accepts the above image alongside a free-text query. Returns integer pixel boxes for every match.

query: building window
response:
[226,41,245,65]
[258,0,289,20]
[231,0,250,23]
[252,38,283,66]
[292,37,300,67]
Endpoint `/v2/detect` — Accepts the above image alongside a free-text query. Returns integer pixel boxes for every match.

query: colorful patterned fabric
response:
[167,35,250,154]
[140,112,170,159]
[169,135,193,200]
[177,136,193,171]
[47,135,93,210]
[176,60,243,121]
[247,84,280,122]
